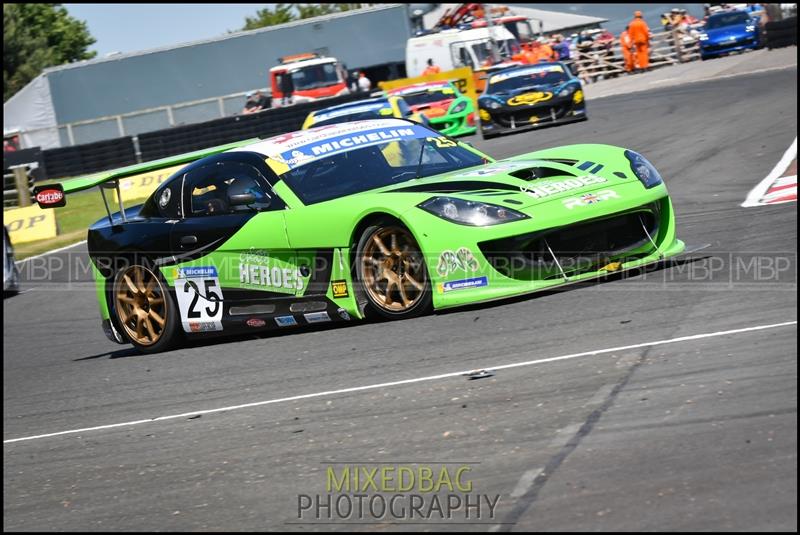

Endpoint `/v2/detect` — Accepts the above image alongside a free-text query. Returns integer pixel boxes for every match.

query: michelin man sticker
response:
[174,266,224,333]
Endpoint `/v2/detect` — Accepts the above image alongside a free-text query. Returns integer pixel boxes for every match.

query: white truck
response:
[405,26,520,78]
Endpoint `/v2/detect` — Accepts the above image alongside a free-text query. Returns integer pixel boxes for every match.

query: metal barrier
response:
[570,29,700,82]
[39,91,368,180]
[3,166,35,209]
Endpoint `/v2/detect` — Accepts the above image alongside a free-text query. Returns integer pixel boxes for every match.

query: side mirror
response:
[228,192,256,206]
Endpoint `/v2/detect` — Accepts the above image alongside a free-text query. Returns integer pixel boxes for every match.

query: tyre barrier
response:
[765,17,798,49]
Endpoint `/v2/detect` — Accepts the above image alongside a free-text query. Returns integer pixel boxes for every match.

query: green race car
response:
[38,119,684,353]
[387,82,477,137]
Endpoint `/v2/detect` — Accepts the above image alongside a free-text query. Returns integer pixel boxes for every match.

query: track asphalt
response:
[3,64,797,531]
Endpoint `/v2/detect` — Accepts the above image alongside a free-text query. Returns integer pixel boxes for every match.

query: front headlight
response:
[624,150,663,189]
[558,86,574,98]
[450,100,468,114]
[418,197,529,226]
[484,99,502,110]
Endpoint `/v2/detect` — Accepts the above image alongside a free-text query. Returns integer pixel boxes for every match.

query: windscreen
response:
[487,65,569,94]
[291,63,340,91]
[395,87,457,106]
[312,102,394,127]
[279,134,486,205]
[706,12,751,29]
[471,38,518,64]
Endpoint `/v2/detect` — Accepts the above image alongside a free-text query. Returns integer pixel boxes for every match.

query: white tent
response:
[3,73,60,150]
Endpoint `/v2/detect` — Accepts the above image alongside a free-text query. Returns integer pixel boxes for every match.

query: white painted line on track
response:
[3,320,796,445]
[742,137,797,207]
[510,468,544,498]
[648,77,680,85]
[15,240,87,265]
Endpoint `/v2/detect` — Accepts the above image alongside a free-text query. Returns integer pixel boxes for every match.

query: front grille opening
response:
[479,203,661,280]
[497,106,569,128]
[704,38,754,52]
[509,166,577,180]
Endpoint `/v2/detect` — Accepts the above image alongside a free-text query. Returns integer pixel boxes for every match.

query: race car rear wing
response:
[33,138,259,224]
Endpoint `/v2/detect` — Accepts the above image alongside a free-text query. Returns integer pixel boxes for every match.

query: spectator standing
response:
[524,41,543,63]
[669,8,683,29]
[537,37,556,62]
[552,34,571,61]
[576,30,594,51]
[661,12,672,30]
[4,138,19,152]
[512,43,528,63]
[422,58,441,76]
[279,72,294,106]
[358,72,372,92]
[628,10,651,72]
[619,26,635,73]
[596,29,615,68]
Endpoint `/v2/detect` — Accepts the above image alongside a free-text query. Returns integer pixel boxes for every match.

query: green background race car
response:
[387,81,477,137]
[39,118,683,353]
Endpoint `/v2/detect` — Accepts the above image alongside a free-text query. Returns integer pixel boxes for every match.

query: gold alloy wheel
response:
[361,227,427,313]
[114,265,168,346]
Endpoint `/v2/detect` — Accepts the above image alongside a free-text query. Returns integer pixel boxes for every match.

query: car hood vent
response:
[385,180,521,194]
[508,167,577,181]
[538,158,579,166]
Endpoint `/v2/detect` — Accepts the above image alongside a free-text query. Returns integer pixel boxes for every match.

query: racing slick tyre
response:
[354,221,432,320]
[111,261,180,353]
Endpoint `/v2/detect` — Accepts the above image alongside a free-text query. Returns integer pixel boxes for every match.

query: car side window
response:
[184,161,283,217]
[451,42,475,69]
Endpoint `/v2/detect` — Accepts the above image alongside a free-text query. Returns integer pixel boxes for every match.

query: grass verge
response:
[10,190,148,260]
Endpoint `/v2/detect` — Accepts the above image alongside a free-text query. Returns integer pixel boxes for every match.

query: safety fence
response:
[3,166,35,209]
[569,29,701,83]
[2,160,59,246]
[3,148,47,208]
[33,92,367,180]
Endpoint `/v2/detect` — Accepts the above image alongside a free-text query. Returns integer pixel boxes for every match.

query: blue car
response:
[699,10,762,60]
[477,62,587,140]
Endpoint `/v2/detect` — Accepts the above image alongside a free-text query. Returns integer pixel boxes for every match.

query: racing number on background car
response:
[452,79,468,94]
[174,267,224,333]
[427,136,457,149]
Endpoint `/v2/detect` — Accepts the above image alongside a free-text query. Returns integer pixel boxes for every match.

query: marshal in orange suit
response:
[628,10,651,71]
